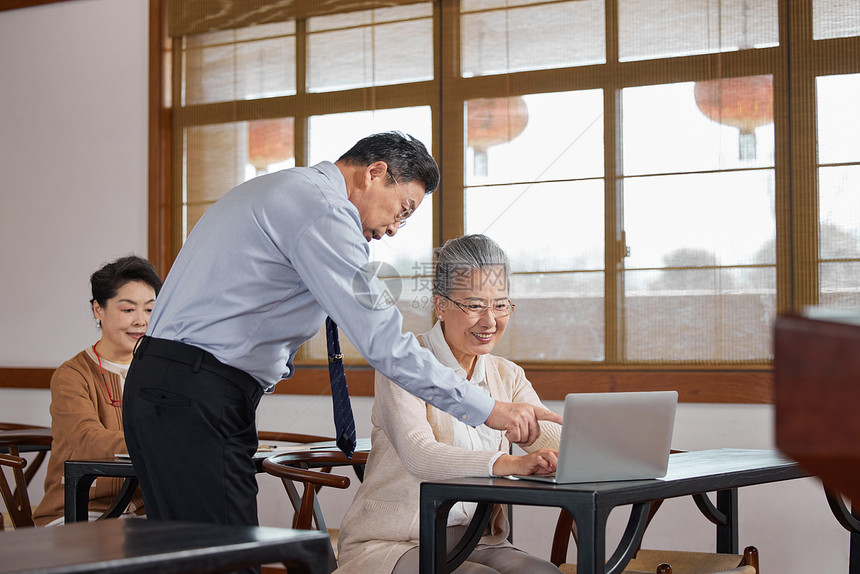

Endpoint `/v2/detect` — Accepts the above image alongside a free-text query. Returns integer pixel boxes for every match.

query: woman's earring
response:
[95,318,101,329]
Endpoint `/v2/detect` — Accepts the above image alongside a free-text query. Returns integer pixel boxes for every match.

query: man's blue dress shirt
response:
[149,161,494,425]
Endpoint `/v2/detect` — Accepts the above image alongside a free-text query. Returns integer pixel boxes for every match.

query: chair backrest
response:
[551,500,667,565]
[0,451,35,529]
[262,450,368,531]
[263,450,368,573]
[649,546,759,573]
[550,448,759,574]
[0,425,51,530]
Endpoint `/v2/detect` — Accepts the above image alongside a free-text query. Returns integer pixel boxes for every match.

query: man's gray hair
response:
[433,234,510,298]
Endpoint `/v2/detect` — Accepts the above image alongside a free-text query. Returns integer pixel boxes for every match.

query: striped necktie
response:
[325,317,356,458]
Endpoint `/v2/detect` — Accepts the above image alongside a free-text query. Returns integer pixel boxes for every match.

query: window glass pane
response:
[817,74,860,165]
[466,180,605,273]
[624,171,776,270]
[182,22,296,105]
[183,119,295,241]
[619,0,778,62]
[248,118,296,176]
[819,166,860,309]
[307,4,433,92]
[623,171,775,362]
[183,123,244,240]
[624,269,774,361]
[498,272,605,362]
[465,90,604,185]
[813,0,860,40]
[461,0,605,77]
[623,79,775,176]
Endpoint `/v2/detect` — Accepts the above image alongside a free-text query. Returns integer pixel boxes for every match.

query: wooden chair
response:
[629,547,758,574]
[551,504,759,574]
[262,450,369,571]
[0,452,35,529]
[0,424,51,530]
[550,446,760,574]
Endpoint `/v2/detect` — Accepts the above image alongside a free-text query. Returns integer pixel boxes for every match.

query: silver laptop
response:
[511,391,677,484]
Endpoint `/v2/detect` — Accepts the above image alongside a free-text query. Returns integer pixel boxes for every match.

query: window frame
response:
[143,0,860,403]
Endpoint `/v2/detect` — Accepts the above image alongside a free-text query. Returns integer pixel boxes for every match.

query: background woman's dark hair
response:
[337,131,440,195]
[90,255,162,307]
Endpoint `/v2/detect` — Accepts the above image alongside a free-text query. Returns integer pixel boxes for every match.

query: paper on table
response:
[256,437,371,454]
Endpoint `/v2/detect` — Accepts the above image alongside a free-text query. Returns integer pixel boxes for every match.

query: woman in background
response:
[33,255,161,526]
[335,234,562,574]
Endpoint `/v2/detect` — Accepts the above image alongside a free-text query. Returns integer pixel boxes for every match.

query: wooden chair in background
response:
[262,450,369,572]
[0,452,34,529]
[548,446,761,574]
[0,423,51,530]
[550,503,759,574]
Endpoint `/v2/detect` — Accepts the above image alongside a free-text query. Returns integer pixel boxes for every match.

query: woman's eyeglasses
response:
[440,295,515,318]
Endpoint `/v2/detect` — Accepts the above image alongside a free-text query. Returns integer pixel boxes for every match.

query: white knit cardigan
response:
[334,332,562,574]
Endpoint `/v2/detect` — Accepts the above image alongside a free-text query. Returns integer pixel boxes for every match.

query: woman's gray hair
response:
[432,234,510,298]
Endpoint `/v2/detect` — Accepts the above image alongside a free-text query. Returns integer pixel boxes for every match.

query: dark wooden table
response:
[419,448,806,574]
[0,518,331,574]
[0,427,52,453]
[64,458,140,522]
[64,438,372,523]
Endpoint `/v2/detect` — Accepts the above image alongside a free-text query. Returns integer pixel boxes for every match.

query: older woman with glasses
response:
[335,234,562,574]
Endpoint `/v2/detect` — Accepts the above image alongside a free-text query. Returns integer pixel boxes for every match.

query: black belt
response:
[134,336,262,400]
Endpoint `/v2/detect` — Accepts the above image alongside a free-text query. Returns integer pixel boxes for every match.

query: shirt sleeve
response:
[287,206,495,426]
[506,361,562,452]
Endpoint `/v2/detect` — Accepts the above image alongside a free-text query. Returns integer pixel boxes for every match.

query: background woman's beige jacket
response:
[33,349,144,526]
[335,333,562,574]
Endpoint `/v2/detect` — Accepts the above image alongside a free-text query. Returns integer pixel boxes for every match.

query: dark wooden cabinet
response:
[774,310,860,506]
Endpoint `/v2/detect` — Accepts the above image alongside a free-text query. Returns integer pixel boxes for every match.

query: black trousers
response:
[123,336,263,528]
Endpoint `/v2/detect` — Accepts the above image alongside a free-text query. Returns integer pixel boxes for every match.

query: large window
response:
[153,0,860,401]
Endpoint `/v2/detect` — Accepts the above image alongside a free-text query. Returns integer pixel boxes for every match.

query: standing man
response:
[123,132,561,529]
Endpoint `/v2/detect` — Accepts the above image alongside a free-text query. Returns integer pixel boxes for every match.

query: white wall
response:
[0,0,150,367]
[0,2,850,573]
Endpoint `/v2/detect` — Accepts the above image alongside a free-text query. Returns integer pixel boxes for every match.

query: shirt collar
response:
[424,320,486,384]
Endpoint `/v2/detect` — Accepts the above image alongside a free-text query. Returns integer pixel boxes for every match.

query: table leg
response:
[569,503,610,574]
[852,527,860,574]
[824,488,860,574]
[606,502,651,574]
[420,493,455,574]
[99,478,139,519]
[64,462,97,523]
[446,502,492,570]
[716,489,738,554]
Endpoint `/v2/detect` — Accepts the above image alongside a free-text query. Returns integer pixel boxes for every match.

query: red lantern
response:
[694,75,773,160]
[248,118,294,174]
[467,96,529,176]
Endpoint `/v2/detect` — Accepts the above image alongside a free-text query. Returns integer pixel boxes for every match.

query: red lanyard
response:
[92,343,123,407]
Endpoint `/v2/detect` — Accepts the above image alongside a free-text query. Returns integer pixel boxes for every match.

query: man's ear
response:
[366,160,388,184]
